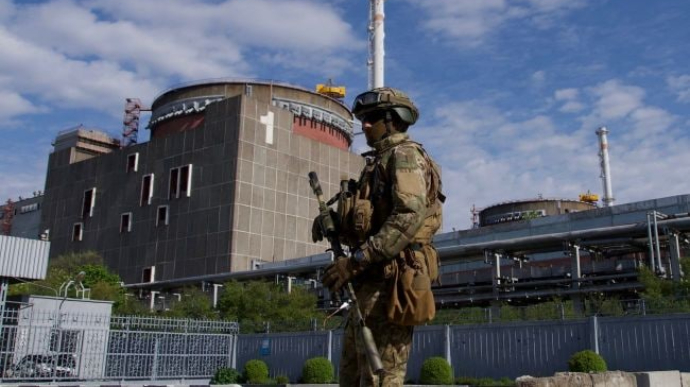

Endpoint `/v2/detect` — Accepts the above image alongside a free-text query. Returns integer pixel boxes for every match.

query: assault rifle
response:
[308,171,384,375]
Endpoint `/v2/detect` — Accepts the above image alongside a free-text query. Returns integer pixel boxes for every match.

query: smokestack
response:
[368,0,385,89]
[596,126,615,207]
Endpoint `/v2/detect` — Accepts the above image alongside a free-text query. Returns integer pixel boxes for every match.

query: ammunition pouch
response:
[411,243,440,285]
[353,199,373,240]
[387,247,436,326]
[337,178,374,246]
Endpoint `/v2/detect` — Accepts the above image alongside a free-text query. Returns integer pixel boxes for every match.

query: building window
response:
[142,266,156,283]
[140,174,154,206]
[169,164,192,199]
[127,153,139,173]
[120,212,132,233]
[72,222,83,241]
[81,188,96,218]
[156,205,169,226]
[20,203,39,213]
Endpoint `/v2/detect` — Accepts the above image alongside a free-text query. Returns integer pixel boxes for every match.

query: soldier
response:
[315,88,444,386]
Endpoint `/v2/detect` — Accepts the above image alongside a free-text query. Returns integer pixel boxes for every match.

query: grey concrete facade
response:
[1,195,44,239]
[41,89,363,285]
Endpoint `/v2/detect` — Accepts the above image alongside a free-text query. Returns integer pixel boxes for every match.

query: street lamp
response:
[53,271,86,381]
[58,271,86,298]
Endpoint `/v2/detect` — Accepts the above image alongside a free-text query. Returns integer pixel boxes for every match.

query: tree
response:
[164,286,216,319]
[637,257,690,313]
[216,280,321,332]
[8,251,147,314]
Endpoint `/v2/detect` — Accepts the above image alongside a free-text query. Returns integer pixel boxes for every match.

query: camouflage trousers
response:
[339,280,414,387]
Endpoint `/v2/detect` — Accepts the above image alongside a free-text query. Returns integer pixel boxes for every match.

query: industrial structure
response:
[8,0,688,312]
[368,0,385,89]
[40,79,363,286]
[1,194,45,239]
[476,197,597,227]
[597,126,615,207]
[17,83,689,312]
[434,194,690,309]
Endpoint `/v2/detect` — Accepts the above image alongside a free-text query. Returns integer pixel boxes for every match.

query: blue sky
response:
[1,0,689,230]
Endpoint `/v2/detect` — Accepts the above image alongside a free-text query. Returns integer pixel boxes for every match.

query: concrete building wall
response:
[41,89,363,284]
[1,195,44,239]
[229,95,361,271]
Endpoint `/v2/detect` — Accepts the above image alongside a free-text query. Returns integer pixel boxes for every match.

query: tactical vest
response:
[337,140,445,281]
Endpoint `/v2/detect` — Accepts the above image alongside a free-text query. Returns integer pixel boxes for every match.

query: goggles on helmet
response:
[351,88,419,126]
[352,91,389,113]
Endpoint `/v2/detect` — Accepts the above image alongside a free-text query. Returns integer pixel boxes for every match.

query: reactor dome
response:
[479,198,596,227]
[148,79,354,150]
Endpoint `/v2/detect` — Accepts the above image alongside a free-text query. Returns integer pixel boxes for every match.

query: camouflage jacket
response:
[359,132,443,264]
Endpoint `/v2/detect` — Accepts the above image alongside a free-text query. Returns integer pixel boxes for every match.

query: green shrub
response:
[301,356,334,383]
[275,374,290,384]
[419,356,453,385]
[210,367,241,385]
[243,359,270,384]
[568,350,607,372]
[456,376,475,385]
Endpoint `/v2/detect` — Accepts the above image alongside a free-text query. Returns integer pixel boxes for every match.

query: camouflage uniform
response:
[339,132,441,386]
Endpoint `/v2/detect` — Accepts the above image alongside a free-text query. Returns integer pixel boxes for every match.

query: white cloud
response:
[87,0,360,52]
[531,70,546,85]
[415,99,597,229]
[667,74,690,103]
[554,88,584,112]
[629,106,676,138]
[408,0,586,45]
[559,101,585,113]
[10,0,246,80]
[0,27,161,118]
[0,0,15,23]
[0,0,361,123]
[554,88,578,100]
[0,89,37,124]
[0,138,52,202]
[414,78,690,230]
[589,80,645,120]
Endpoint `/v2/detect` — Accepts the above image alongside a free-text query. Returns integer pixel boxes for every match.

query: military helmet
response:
[351,87,419,126]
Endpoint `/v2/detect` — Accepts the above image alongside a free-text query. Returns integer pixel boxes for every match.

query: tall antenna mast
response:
[368,0,385,89]
[596,126,615,207]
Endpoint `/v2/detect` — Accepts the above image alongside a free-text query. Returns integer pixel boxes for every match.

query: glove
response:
[311,215,324,243]
[311,210,339,243]
[322,256,359,293]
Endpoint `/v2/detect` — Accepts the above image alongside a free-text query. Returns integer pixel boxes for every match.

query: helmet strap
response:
[384,110,395,136]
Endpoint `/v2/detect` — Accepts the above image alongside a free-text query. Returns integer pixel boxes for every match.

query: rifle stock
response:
[308,171,384,375]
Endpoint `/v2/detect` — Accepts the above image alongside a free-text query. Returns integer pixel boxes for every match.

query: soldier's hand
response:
[311,216,324,243]
[322,256,359,293]
[311,210,339,243]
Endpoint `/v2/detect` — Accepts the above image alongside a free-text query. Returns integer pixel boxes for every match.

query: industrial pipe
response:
[368,0,385,89]
[437,216,690,261]
[596,127,615,207]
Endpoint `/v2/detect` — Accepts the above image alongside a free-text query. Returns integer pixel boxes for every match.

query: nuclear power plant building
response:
[40,80,363,285]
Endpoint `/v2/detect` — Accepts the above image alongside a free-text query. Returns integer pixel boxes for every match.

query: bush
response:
[456,376,515,386]
[568,350,607,372]
[301,356,334,383]
[210,367,241,385]
[275,374,290,384]
[419,356,453,385]
[243,359,270,384]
